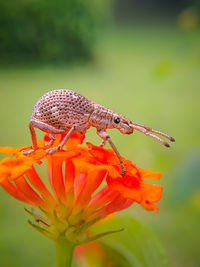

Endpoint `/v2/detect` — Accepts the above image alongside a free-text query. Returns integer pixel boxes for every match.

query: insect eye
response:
[114,117,120,124]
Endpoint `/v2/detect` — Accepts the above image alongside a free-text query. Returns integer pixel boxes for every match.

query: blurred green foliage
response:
[97,215,169,267]
[0,0,110,63]
[168,150,200,207]
[74,215,170,266]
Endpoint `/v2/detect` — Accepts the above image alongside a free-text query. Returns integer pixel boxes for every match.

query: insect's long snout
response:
[130,122,175,147]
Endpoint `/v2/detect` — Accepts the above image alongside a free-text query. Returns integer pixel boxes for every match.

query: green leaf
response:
[93,215,169,267]
[83,228,124,244]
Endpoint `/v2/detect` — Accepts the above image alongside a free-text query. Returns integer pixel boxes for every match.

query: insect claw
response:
[169,137,175,142]
[22,149,34,155]
[46,147,58,154]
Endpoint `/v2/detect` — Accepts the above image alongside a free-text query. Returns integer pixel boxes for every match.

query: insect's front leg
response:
[97,130,126,176]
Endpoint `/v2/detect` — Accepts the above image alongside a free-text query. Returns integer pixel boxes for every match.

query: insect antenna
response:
[130,122,175,147]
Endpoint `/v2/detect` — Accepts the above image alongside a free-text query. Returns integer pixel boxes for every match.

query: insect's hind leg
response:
[22,122,38,155]
[29,122,38,150]
[22,120,65,155]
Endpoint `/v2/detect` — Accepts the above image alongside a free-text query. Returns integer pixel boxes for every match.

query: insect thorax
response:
[89,103,114,130]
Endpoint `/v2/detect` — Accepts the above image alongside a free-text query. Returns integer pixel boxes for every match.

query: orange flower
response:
[0,132,162,243]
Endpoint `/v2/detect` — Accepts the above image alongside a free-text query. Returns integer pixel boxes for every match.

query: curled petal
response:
[0,157,37,182]
[107,172,163,211]
[138,168,162,180]
[140,182,163,211]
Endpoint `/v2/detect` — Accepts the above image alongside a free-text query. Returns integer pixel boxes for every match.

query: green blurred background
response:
[0,0,200,266]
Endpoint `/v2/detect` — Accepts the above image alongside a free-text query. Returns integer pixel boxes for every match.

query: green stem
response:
[55,239,75,267]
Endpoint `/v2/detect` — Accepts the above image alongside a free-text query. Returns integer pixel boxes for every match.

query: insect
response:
[23,89,175,176]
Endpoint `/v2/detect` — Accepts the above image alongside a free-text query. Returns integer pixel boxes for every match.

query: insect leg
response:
[29,122,38,150]
[48,134,56,146]
[97,130,126,176]
[99,139,107,147]
[22,120,65,155]
[22,122,38,155]
[46,126,76,154]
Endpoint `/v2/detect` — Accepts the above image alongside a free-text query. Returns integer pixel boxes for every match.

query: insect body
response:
[24,89,175,176]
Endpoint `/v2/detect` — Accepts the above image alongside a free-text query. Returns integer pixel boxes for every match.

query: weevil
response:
[23,89,175,176]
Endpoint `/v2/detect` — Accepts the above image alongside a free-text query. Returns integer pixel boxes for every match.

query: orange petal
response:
[26,167,57,208]
[43,131,85,150]
[47,155,65,202]
[138,168,162,180]
[0,157,34,182]
[65,131,85,148]
[84,186,119,217]
[107,178,142,203]
[139,182,163,211]
[141,182,163,203]
[14,176,49,210]
[0,146,30,156]
[1,178,32,204]
[87,143,119,165]
[141,200,159,211]
[73,169,107,214]
[92,195,134,219]
[65,158,75,193]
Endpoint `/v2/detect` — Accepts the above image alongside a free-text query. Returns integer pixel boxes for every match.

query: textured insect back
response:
[31,89,94,132]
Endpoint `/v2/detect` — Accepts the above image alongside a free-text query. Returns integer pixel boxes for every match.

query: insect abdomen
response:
[31,89,94,131]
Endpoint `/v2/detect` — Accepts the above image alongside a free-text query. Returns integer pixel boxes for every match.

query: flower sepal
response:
[25,206,102,245]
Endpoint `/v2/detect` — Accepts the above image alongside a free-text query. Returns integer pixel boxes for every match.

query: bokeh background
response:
[0,0,200,266]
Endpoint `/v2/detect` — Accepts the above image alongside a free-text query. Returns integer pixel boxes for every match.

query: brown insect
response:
[23,89,175,176]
